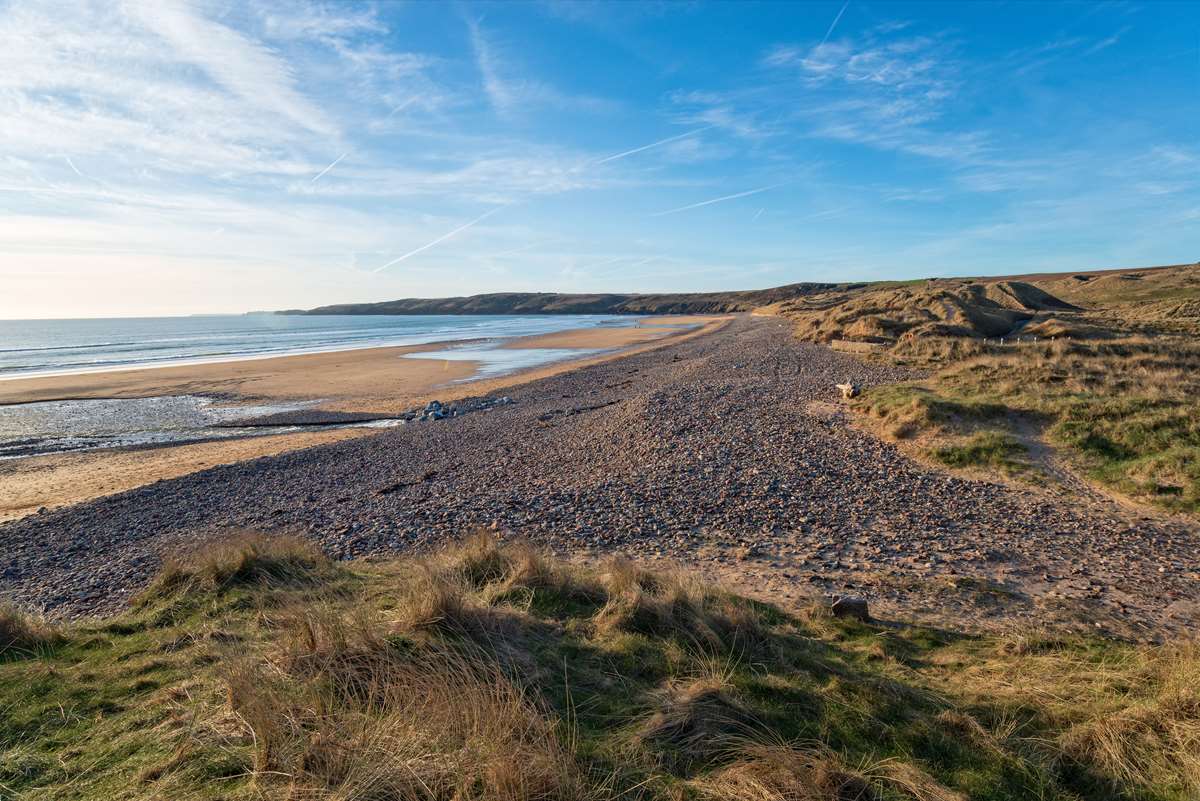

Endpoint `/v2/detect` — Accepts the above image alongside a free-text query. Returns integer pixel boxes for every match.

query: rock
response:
[831,596,870,621]
[836,382,860,399]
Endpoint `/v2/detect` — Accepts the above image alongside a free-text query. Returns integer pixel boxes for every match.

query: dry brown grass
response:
[697,745,878,801]
[952,639,1200,796]
[136,532,334,603]
[857,335,1200,510]
[699,744,968,801]
[6,533,1198,801]
[781,280,1078,349]
[390,532,601,633]
[593,559,761,651]
[456,531,603,606]
[635,673,756,773]
[0,604,58,655]
[226,604,598,801]
[393,563,476,632]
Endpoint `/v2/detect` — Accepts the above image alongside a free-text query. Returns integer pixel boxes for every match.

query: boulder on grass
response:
[831,596,870,621]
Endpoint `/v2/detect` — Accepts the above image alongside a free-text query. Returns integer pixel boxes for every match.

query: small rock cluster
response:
[408,396,515,423]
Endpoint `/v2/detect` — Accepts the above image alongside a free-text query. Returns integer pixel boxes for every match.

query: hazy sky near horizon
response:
[1,1,1198,318]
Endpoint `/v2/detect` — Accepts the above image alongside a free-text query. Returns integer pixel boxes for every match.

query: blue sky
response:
[1,0,1198,317]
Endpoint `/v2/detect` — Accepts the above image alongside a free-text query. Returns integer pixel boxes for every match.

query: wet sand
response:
[0,316,728,520]
[0,428,373,523]
[0,341,479,411]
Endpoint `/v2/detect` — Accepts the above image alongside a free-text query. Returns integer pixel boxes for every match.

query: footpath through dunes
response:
[2,315,1197,638]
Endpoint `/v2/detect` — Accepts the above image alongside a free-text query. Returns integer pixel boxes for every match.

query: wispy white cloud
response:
[466,16,615,118]
[256,1,386,43]
[1006,27,1132,76]
[123,0,337,137]
[762,29,983,163]
[1085,26,1130,55]
[670,91,768,139]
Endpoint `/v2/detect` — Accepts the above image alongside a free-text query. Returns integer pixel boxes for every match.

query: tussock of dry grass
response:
[594,558,761,650]
[698,745,878,801]
[635,675,756,772]
[136,532,333,603]
[0,604,58,655]
[227,611,589,801]
[393,563,476,632]
[701,744,970,801]
[391,532,601,633]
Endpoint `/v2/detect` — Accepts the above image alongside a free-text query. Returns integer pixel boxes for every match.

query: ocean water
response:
[0,313,634,378]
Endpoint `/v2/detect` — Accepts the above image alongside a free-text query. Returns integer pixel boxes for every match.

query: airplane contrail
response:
[384,97,417,119]
[373,206,505,273]
[753,207,765,221]
[821,1,849,45]
[372,125,712,270]
[594,126,712,165]
[572,255,628,272]
[650,183,785,217]
[311,153,347,182]
[368,126,713,269]
[63,156,85,178]
[490,239,558,259]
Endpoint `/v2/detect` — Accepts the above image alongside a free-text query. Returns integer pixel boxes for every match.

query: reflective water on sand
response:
[0,396,403,459]
[403,345,603,379]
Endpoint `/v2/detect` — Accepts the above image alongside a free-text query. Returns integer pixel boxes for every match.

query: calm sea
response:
[0,314,633,378]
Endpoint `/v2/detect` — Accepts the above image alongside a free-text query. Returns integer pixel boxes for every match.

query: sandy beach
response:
[0,316,728,519]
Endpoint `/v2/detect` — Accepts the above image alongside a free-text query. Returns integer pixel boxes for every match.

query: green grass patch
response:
[933,431,1027,473]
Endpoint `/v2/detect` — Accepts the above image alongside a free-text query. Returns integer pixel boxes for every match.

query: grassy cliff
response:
[282,283,863,316]
[2,534,1196,801]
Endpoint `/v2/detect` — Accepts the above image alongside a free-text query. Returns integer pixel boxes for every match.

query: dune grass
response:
[0,532,1196,801]
[0,605,58,657]
[857,337,1200,512]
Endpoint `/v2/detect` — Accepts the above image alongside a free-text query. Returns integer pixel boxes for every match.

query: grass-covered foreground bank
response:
[1,534,1197,801]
